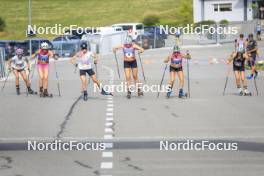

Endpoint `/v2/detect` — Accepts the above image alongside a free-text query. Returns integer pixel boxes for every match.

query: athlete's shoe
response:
[254,71,258,79]
[83,91,88,101]
[137,89,143,96]
[178,89,185,98]
[101,88,113,96]
[243,89,251,96]
[127,91,131,99]
[238,88,243,95]
[167,89,172,98]
[16,87,20,95]
[247,74,254,80]
[27,87,34,94]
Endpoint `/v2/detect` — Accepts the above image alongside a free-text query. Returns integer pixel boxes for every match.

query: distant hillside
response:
[0,0,192,40]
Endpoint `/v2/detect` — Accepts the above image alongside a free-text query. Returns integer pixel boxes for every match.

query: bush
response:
[194,20,216,27]
[0,17,6,31]
[219,19,229,25]
[142,13,160,26]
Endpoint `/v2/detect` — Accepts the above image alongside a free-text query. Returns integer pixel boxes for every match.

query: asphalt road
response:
[0,42,264,176]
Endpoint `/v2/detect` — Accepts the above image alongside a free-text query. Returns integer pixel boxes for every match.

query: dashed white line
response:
[106,117,114,121]
[102,152,113,158]
[105,122,113,127]
[100,162,113,169]
[105,128,114,133]
[104,134,113,140]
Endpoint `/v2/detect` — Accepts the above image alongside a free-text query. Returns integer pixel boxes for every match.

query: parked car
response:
[111,23,144,40]
[64,28,97,39]
[52,41,81,57]
[53,35,80,42]
[144,26,168,39]
[135,32,165,49]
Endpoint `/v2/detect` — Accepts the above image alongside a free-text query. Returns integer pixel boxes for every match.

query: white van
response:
[111,23,144,40]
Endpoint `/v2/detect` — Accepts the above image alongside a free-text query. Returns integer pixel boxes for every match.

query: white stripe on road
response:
[104,134,113,140]
[100,162,113,169]
[105,122,113,127]
[106,112,113,116]
[102,152,113,158]
[106,117,114,121]
[105,128,114,133]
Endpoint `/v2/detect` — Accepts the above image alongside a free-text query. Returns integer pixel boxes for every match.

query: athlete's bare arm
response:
[133,44,144,53]
[113,45,123,53]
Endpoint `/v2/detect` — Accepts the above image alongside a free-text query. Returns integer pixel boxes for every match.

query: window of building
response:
[213,3,232,12]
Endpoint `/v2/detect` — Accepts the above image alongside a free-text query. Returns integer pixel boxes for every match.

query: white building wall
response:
[193,0,203,22]
[203,0,244,22]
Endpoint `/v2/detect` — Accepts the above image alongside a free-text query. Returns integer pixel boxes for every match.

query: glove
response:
[94,60,98,64]
[8,67,12,72]
[74,63,78,67]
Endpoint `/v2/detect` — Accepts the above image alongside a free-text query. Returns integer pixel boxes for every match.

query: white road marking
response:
[106,112,113,116]
[107,104,114,107]
[106,108,114,112]
[104,134,113,140]
[105,122,113,127]
[102,152,113,158]
[105,142,113,149]
[100,162,113,169]
[106,117,114,121]
[105,128,113,133]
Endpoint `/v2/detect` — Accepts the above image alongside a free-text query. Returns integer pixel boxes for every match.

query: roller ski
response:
[238,87,243,96]
[16,86,20,95]
[242,89,252,96]
[101,88,113,96]
[166,87,172,98]
[126,91,131,99]
[40,89,53,98]
[137,88,143,97]
[178,89,188,98]
[27,87,37,95]
[83,91,88,101]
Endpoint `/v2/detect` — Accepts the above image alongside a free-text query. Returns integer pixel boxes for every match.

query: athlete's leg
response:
[132,67,139,84]
[38,67,44,93]
[20,70,30,87]
[13,70,20,94]
[91,74,100,88]
[13,70,20,87]
[43,67,49,90]
[124,68,132,90]
[241,71,247,88]
[80,75,88,92]
[177,71,184,89]
[234,71,241,88]
[168,71,176,87]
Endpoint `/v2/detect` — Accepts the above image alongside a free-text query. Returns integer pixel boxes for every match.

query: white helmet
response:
[41,42,49,49]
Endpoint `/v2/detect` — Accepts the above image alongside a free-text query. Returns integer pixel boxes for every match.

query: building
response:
[193,0,264,22]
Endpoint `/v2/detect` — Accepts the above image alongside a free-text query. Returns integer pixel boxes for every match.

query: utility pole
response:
[28,0,32,59]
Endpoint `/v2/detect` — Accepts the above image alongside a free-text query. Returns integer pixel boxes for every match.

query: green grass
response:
[0,0,192,40]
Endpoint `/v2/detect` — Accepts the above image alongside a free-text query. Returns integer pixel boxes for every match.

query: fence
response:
[0,47,6,79]
[82,31,127,54]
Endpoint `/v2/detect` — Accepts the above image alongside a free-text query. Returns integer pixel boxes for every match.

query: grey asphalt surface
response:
[0,42,264,176]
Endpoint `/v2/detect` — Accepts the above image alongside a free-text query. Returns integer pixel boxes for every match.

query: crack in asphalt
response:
[56,96,82,138]
[74,160,93,169]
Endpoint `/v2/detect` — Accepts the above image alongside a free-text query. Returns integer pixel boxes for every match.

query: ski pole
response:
[138,52,146,82]
[186,50,191,98]
[74,64,77,74]
[253,78,259,96]
[54,59,61,96]
[223,66,231,96]
[113,52,121,79]
[1,70,11,92]
[157,63,168,98]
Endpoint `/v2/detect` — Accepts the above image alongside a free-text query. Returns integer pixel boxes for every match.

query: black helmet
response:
[80,42,88,49]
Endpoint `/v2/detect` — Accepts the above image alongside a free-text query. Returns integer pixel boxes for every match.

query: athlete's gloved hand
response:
[74,63,78,67]
[8,67,12,72]
[94,60,98,64]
